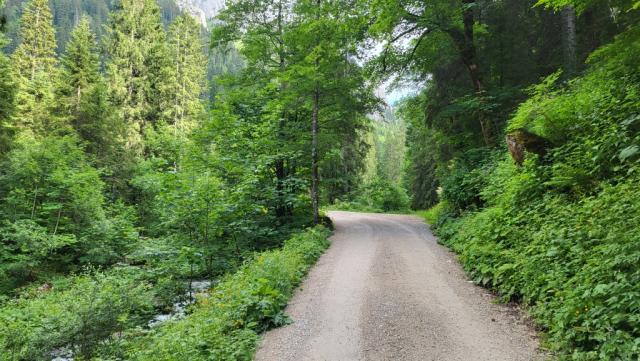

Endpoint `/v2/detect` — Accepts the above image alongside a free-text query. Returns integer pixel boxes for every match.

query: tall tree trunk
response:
[275,0,290,221]
[311,86,320,225]
[457,0,492,146]
[562,5,578,76]
[311,0,321,225]
[461,0,483,93]
[274,158,287,218]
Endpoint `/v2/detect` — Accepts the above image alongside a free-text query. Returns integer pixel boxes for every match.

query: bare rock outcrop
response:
[506,129,550,165]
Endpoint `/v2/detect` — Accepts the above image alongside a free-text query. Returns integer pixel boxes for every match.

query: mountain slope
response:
[1,0,184,53]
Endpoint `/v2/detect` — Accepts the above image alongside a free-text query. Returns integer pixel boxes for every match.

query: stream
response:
[51,280,213,361]
[147,280,212,327]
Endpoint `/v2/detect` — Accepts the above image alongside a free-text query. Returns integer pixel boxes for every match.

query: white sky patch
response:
[379,76,426,106]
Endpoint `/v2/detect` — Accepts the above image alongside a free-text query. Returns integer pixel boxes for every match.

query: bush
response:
[440,148,500,213]
[438,174,640,359]
[119,226,331,361]
[434,28,640,360]
[414,200,449,225]
[0,136,138,293]
[332,178,410,213]
[0,268,154,360]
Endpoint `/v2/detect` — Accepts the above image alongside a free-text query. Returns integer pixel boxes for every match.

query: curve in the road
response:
[255,211,543,361]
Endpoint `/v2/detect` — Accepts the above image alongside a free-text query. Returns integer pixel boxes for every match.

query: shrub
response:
[438,175,640,359]
[0,268,154,360]
[0,136,138,293]
[440,148,500,213]
[332,178,410,213]
[414,200,449,225]
[434,28,640,360]
[120,226,331,361]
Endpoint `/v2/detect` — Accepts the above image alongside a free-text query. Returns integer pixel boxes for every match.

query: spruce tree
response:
[11,0,63,137]
[0,0,15,153]
[56,17,100,120]
[105,0,170,154]
[12,0,57,80]
[287,0,374,223]
[56,16,123,164]
[161,14,207,134]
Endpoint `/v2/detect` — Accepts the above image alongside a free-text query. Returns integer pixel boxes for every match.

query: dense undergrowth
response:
[0,268,155,360]
[119,226,330,361]
[0,226,329,360]
[426,28,640,360]
[331,178,410,213]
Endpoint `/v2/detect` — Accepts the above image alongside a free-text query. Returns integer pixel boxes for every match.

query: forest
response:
[0,0,639,359]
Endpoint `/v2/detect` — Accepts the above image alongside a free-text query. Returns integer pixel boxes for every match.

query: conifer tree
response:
[56,17,99,119]
[287,0,374,223]
[0,0,15,153]
[105,0,169,154]
[56,16,123,163]
[12,0,57,80]
[11,0,63,137]
[161,14,207,134]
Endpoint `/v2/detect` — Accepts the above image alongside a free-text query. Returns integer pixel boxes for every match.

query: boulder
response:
[506,129,550,165]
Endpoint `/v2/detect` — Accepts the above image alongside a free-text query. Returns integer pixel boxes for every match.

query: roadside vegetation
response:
[123,227,330,361]
[1,0,639,359]
[383,0,639,357]
[0,0,362,359]
[416,25,640,361]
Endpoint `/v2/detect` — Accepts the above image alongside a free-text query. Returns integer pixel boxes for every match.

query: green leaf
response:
[619,145,639,161]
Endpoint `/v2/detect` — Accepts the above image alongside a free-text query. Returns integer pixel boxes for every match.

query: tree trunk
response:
[53,207,62,235]
[275,0,290,221]
[562,6,578,76]
[450,0,492,146]
[274,158,287,218]
[461,0,483,93]
[30,184,39,220]
[311,87,320,225]
[311,0,321,225]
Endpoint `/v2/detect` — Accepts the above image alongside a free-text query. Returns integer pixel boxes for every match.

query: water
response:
[147,280,212,328]
[50,347,73,361]
[51,280,213,360]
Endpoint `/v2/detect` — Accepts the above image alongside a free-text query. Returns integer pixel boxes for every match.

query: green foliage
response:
[10,0,57,78]
[439,170,640,359]
[440,148,500,212]
[415,201,449,226]
[333,177,410,213]
[213,0,376,224]
[160,14,207,133]
[54,17,101,125]
[1,0,183,55]
[0,1,370,359]
[105,0,170,154]
[433,28,640,359]
[7,0,638,359]
[10,0,64,138]
[0,136,137,292]
[0,6,14,153]
[54,16,125,170]
[0,268,154,361]
[121,227,330,361]
[535,0,639,17]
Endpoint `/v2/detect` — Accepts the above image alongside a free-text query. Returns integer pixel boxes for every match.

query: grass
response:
[414,201,448,225]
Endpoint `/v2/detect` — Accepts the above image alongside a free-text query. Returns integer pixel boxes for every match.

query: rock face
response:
[176,0,226,27]
[193,0,226,17]
[506,129,550,166]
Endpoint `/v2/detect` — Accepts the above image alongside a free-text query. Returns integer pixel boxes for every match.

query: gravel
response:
[254,211,545,361]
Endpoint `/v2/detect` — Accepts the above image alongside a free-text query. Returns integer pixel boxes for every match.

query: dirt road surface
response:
[255,211,543,361]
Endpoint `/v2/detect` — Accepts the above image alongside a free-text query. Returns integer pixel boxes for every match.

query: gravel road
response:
[255,211,544,361]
